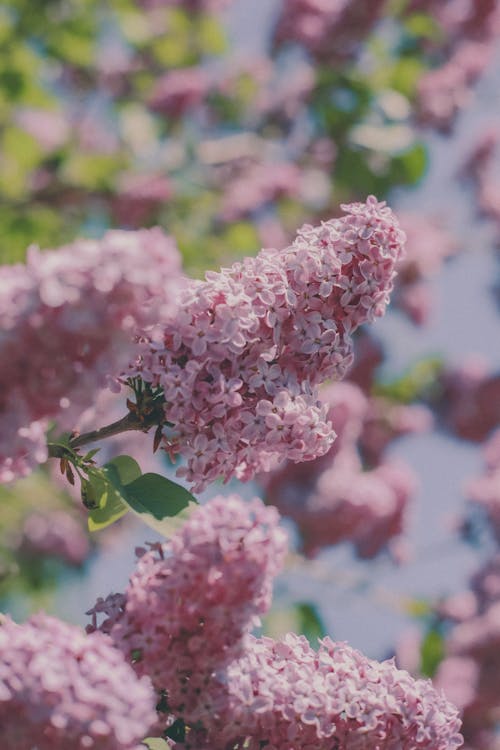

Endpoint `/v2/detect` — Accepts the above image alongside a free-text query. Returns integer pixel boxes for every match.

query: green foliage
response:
[122,472,198,536]
[86,455,142,531]
[143,739,169,750]
[374,357,444,403]
[84,455,198,536]
[264,602,326,647]
[420,627,445,678]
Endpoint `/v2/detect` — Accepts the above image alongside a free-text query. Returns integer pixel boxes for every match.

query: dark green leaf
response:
[122,473,198,536]
[420,628,444,677]
[104,455,142,486]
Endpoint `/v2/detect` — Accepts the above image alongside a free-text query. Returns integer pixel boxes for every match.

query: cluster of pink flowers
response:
[411,548,500,749]
[220,162,301,221]
[87,495,287,721]
[417,42,493,132]
[0,228,183,483]
[462,129,500,238]
[393,213,458,326]
[17,510,91,567]
[412,1,500,131]
[0,613,156,749]
[112,173,173,227]
[148,67,210,118]
[194,633,463,750]
[274,0,386,63]
[131,195,406,491]
[439,357,500,442]
[86,493,462,749]
[263,380,422,558]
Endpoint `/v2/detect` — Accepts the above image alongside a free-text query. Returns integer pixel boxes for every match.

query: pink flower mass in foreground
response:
[0,613,156,750]
[86,494,463,750]
[132,195,406,491]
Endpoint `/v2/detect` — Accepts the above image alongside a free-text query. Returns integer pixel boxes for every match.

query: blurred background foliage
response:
[0,0,438,270]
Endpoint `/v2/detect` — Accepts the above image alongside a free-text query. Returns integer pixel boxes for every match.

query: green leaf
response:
[86,455,142,531]
[86,469,128,532]
[420,628,445,677]
[197,14,227,56]
[391,142,428,184]
[105,455,142,486]
[296,603,326,646]
[122,473,198,537]
[143,739,169,750]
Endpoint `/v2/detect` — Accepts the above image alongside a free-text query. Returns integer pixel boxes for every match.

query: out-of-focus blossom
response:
[360,396,433,464]
[0,613,156,750]
[220,162,301,220]
[112,173,173,227]
[262,381,419,558]
[16,108,70,153]
[440,358,500,442]
[393,213,458,326]
[0,228,183,482]
[87,495,287,721]
[17,510,91,567]
[417,42,493,132]
[274,0,386,63]
[131,196,406,491]
[148,67,210,118]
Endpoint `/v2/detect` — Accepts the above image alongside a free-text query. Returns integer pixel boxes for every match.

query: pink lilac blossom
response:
[87,495,287,722]
[131,195,405,491]
[461,128,500,232]
[0,613,156,750]
[274,0,386,63]
[180,632,463,750]
[17,510,91,567]
[265,450,414,558]
[219,162,301,221]
[360,396,433,465]
[0,228,182,483]
[440,357,500,442]
[417,41,494,132]
[112,173,173,227]
[148,67,210,118]
[16,108,70,153]
[262,381,418,558]
[405,0,499,42]
[393,213,458,326]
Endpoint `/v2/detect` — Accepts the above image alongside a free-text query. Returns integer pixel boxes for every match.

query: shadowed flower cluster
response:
[0,613,156,749]
[0,228,182,483]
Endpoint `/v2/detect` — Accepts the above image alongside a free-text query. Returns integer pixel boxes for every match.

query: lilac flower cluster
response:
[132,196,406,491]
[0,613,156,749]
[394,213,458,326]
[263,380,422,559]
[18,510,91,567]
[412,0,500,131]
[0,227,182,483]
[87,494,462,749]
[220,162,301,221]
[195,633,463,750]
[440,357,500,442]
[274,0,386,63]
[87,495,287,721]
